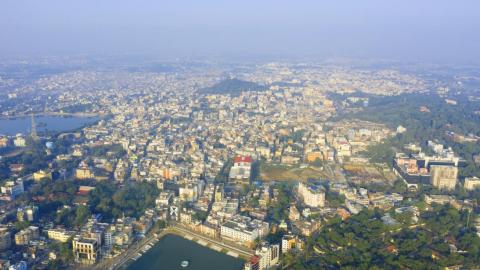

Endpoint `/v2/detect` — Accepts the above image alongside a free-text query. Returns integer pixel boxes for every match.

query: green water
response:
[126,234,244,270]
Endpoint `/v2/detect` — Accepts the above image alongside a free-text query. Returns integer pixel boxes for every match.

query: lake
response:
[0,115,100,136]
[126,234,244,270]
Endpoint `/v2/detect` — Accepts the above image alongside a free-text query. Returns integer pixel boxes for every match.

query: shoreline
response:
[110,226,250,270]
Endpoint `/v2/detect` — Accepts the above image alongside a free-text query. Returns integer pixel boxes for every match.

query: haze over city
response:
[1,0,480,63]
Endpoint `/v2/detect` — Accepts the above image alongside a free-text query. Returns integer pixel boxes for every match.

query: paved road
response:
[171,225,254,257]
[93,230,163,270]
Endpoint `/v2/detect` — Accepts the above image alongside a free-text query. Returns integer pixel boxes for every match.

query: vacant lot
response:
[260,163,329,181]
[343,162,397,184]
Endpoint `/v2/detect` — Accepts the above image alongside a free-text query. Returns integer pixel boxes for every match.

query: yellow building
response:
[76,168,94,180]
[306,151,323,162]
[33,170,52,181]
[464,177,480,191]
[47,229,74,243]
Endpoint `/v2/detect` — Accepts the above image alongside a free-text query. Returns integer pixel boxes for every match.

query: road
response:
[170,225,254,257]
[93,229,164,270]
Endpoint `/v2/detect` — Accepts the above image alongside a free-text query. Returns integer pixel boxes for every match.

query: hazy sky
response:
[1,0,479,63]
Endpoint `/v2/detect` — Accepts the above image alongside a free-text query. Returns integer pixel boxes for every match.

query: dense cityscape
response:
[0,58,479,269]
[2,1,480,270]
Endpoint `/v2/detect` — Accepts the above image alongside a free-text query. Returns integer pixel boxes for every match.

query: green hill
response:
[198,78,267,96]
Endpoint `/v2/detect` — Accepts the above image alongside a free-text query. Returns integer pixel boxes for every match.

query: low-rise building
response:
[0,227,11,251]
[0,179,24,200]
[47,228,75,243]
[464,177,480,191]
[33,170,52,181]
[14,226,39,245]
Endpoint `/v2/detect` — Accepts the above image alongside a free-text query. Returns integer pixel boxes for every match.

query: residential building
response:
[17,205,39,222]
[47,229,75,243]
[298,182,325,208]
[256,242,280,270]
[0,227,11,251]
[430,165,458,190]
[220,215,269,247]
[1,179,24,200]
[464,177,480,191]
[281,234,303,254]
[33,170,52,181]
[14,226,39,245]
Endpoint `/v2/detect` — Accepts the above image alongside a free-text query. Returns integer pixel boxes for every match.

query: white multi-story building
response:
[220,215,269,246]
[256,242,280,270]
[464,177,480,191]
[430,165,458,190]
[1,179,24,200]
[229,156,252,180]
[298,182,325,208]
[47,229,75,243]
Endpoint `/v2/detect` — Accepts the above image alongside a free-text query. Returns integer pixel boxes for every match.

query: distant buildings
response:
[0,137,9,148]
[0,227,11,251]
[424,194,456,206]
[13,135,26,147]
[17,205,39,222]
[14,226,39,245]
[76,161,95,180]
[394,146,463,188]
[0,179,24,200]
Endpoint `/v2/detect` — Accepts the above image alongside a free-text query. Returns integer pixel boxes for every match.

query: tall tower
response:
[30,114,39,141]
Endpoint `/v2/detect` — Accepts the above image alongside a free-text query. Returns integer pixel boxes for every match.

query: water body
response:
[0,115,100,136]
[126,234,244,270]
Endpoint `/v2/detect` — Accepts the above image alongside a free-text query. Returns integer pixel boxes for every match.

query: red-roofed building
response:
[230,156,252,181]
[244,255,260,270]
[234,155,252,166]
[77,186,95,196]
